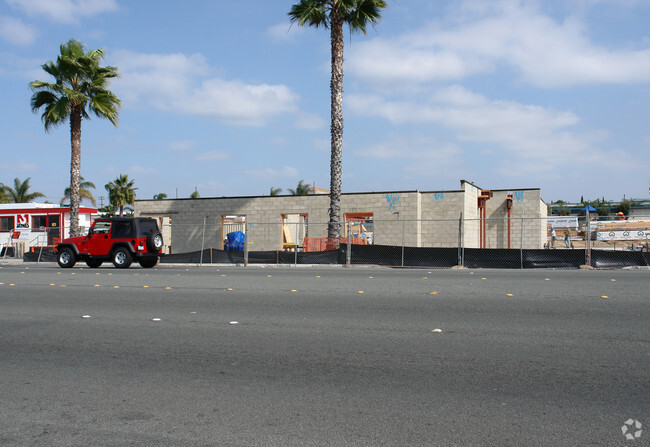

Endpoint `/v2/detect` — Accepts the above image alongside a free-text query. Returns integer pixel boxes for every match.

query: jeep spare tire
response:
[147,231,164,252]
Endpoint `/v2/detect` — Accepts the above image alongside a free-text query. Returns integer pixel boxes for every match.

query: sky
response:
[1,0,649,206]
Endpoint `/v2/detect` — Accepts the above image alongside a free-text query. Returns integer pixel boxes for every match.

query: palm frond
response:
[346,0,387,35]
[289,0,329,28]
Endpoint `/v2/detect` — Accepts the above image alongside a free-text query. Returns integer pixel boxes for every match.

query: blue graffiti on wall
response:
[514,190,524,203]
[386,193,400,210]
[434,192,445,200]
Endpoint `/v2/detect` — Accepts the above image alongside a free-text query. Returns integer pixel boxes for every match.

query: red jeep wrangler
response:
[56,217,163,269]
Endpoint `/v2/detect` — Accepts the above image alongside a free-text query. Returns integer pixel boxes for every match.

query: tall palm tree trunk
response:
[328,7,344,238]
[69,107,82,237]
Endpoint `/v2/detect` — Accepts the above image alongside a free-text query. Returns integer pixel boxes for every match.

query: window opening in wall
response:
[221,215,246,250]
[281,213,308,251]
[345,212,374,244]
[1,216,15,232]
[32,215,47,230]
[31,214,62,246]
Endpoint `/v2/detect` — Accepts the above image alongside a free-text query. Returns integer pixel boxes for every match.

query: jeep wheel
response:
[139,258,158,268]
[57,248,76,268]
[112,248,133,268]
[147,231,164,252]
[86,259,103,268]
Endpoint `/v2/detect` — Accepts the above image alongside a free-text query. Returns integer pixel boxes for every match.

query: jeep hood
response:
[59,235,86,247]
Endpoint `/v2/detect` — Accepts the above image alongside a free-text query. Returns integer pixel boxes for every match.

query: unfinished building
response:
[134,180,547,255]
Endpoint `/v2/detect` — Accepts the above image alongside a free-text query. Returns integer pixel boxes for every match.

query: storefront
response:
[0,203,97,255]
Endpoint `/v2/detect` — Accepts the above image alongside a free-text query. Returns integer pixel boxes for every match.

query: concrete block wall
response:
[419,189,465,248]
[462,181,481,248]
[135,183,546,253]
[483,189,546,249]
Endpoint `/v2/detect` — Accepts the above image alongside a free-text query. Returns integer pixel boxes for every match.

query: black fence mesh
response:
[17,216,650,269]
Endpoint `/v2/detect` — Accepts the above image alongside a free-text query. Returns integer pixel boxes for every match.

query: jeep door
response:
[81,220,114,255]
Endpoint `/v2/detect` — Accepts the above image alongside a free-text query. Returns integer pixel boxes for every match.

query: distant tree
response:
[582,198,611,220]
[153,193,168,200]
[99,203,117,218]
[2,177,45,203]
[61,176,96,206]
[270,187,283,196]
[289,0,387,238]
[614,200,637,216]
[105,174,137,216]
[190,188,200,199]
[288,180,311,196]
[0,184,9,203]
[557,206,571,216]
[30,39,120,236]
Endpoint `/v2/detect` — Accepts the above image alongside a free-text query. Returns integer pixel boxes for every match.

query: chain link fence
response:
[13,216,649,268]
[155,216,649,269]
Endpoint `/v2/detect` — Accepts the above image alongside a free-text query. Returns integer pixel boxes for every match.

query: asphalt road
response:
[0,263,648,446]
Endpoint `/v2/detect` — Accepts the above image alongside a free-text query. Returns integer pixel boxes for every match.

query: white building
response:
[0,203,97,256]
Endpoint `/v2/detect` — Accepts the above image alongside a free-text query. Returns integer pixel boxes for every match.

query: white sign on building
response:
[547,217,578,228]
[597,230,648,241]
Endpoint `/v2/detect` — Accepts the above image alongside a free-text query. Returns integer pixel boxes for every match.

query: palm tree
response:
[2,177,45,203]
[0,184,9,203]
[288,180,311,196]
[30,39,120,236]
[105,174,137,216]
[289,0,387,237]
[270,186,283,196]
[61,176,96,206]
[153,193,168,200]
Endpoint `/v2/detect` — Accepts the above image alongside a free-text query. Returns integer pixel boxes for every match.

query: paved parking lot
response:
[0,264,648,446]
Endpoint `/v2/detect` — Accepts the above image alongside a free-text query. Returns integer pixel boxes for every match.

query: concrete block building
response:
[134,180,547,254]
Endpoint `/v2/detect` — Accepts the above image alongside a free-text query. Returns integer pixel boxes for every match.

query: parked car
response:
[56,217,163,269]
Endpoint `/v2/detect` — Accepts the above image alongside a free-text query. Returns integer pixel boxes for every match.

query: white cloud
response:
[113,50,300,126]
[0,160,39,172]
[0,16,36,45]
[347,84,618,176]
[244,166,299,179]
[294,112,326,130]
[128,165,158,175]
[169,140,198,152]
[195,150,230,162]
[6,0,118,24]
[267,22,305,42]
[348,0,650,88]
[356,134,462,162]
[312,138,330,151]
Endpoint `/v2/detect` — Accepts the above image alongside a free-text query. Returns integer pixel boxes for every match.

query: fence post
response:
[585,213,591,266]
[461,213,465,265]
[346,231,351,267]
[520,209,525,269]
[401,220,405,267]
[457,213,463,266]
[200,216,207,265]
[295,221,299,266]
[244,221,248,267]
